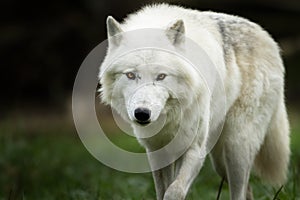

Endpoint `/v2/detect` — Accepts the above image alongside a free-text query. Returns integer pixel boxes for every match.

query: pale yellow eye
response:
[125,72,136,80]
[156,73,167,81]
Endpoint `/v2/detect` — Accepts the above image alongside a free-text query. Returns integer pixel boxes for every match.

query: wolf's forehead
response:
[119,50,163,63]
[112,50,180,69]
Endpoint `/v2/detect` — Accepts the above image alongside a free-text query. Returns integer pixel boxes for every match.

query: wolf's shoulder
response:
[122,4,262,33]
[122,4,196,30]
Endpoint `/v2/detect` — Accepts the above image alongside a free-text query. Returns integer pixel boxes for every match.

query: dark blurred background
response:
[1,0,300,116]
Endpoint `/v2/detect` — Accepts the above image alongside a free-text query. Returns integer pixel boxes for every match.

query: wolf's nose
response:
[134,108,151,124]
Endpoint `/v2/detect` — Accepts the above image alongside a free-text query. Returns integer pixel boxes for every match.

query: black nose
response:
[134,108,151,124]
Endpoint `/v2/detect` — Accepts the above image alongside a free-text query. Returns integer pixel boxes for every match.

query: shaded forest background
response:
[1,0,300,114]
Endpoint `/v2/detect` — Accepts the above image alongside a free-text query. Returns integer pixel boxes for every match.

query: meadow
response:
[0,108,299,200]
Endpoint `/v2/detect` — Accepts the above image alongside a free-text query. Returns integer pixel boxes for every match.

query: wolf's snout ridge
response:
[134,107,151,125]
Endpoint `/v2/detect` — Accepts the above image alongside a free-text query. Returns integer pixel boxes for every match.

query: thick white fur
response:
[99,4,290,200]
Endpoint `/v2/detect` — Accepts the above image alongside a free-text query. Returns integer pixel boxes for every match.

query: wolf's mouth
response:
[135,120,151,126]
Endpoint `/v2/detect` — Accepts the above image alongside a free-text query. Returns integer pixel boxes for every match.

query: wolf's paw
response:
[163,181,185,200]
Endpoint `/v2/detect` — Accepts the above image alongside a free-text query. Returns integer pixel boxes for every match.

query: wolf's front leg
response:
[152,163,176,200]
[163,144,205,200]
[152,169,164,200]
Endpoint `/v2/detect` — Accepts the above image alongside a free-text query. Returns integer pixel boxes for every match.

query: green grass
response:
[0,112,299,200]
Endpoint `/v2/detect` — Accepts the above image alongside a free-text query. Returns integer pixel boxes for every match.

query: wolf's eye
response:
[125,72,136,80]
[156,73,167,81]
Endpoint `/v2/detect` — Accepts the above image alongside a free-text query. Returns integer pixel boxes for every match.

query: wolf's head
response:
[99,17,204,128]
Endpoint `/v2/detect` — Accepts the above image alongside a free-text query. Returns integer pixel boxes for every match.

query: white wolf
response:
[99,4,290,200]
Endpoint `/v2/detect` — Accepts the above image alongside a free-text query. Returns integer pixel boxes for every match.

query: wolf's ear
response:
[166,19,185,45]
[107,16,123,46]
